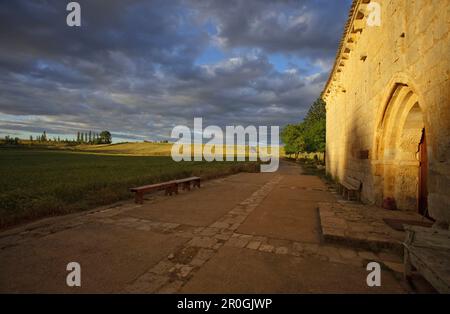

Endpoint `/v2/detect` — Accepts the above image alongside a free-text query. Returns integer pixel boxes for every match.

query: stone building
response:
[322,0,450,226]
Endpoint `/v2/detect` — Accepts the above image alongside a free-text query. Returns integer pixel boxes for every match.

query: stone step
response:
[318,203,403,253]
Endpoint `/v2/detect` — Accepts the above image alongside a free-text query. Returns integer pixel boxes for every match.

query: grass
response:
[0,147,258,228]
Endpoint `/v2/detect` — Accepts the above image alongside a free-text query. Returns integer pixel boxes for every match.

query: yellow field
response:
[74,142,283,159]
[75,142,173,156]
[4,139,295,159]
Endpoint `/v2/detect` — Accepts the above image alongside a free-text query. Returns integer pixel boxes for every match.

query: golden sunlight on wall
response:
[322,0,450,225]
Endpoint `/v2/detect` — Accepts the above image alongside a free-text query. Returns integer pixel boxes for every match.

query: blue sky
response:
[0,0,352,142]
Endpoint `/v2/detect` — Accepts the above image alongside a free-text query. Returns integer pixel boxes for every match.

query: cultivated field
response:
[74,142,173,156]
[3,140,283,157]
[0,146,258,228]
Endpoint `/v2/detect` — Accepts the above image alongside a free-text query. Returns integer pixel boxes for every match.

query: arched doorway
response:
[374,84,428,214]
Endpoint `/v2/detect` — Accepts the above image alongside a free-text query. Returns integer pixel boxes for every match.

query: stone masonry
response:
[322,0,450,225]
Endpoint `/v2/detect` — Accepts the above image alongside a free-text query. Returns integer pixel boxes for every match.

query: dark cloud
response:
[0,0,351,141]
[190,0,351,60]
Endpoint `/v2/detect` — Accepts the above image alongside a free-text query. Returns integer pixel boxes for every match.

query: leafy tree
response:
[302,98,326,153]
[281,124,305,158]
[304,98,326,126]
[281,98,326,158]
[99,131,112,144]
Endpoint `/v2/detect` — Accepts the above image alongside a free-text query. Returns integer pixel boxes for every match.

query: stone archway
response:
[373,84,427,212]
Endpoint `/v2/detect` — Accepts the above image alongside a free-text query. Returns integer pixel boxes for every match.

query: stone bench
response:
[403,225,450,293]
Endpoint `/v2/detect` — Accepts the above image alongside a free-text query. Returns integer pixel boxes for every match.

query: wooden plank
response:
[176,177,201,188]
[404,226,450,293]
[405,225,450,250]
[406,246,450,293]
[341,182,358,190]
[175,176,200,183]
[130,181,175,192]
[341,176,361,191]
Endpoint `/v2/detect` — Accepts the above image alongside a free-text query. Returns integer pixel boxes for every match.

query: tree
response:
[304,98,326,126]
[281,98,327,158]
[302,98,326,153]
[30,135,33,142]
[281,124,305,159]
[88,131,92,143]
[99,131,112,144]
[77,132,80,142]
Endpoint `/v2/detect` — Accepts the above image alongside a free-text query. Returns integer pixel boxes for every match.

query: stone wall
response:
[323,0,450,224]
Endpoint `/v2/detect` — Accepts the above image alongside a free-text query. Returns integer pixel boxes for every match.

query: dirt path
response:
[0,160,405,293]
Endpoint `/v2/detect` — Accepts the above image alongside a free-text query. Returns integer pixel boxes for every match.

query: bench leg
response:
[194,179,200,188]
[135,192,143,204]
[183,182,190,191]
[165,184,178,195]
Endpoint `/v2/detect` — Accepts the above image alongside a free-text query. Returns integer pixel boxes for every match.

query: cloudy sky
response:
[0,0,352,142]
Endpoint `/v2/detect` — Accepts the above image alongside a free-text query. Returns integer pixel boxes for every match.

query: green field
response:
[0,147,258,228]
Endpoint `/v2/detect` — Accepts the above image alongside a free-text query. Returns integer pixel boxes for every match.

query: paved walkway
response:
[0,161,408,293]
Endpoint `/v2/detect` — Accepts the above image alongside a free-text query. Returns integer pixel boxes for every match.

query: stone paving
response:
[124,174,283,293]
[319,200,434,252]
[0,161,429,293]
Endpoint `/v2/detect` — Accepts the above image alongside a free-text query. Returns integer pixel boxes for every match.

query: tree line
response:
[281,98,326,159]
[2,130,112,145]
[76,130,112,144]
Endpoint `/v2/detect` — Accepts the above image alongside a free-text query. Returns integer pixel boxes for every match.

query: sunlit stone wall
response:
[323,0,450,224]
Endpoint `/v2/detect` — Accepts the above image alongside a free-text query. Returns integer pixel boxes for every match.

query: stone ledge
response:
[318,201,428,253]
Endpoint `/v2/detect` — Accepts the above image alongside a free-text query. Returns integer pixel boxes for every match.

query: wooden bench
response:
[129,176,201,204]
[403,225,450,293]
[339,176,362,201]
[176,176,201,191]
